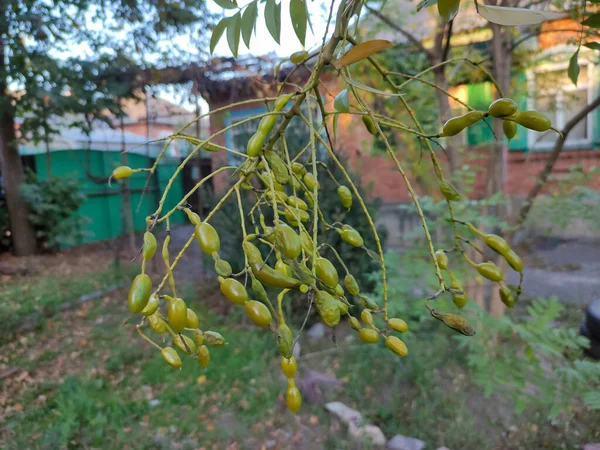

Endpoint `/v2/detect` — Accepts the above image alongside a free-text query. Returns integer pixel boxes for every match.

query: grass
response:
[1,275,599,449]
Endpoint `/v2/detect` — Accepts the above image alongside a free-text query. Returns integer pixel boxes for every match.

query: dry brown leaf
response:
[335,39,394,68]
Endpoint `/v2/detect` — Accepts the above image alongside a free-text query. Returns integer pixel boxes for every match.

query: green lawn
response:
[1,274,599,450]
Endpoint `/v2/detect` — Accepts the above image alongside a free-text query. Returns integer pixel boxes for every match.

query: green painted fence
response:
[33,149,184,245]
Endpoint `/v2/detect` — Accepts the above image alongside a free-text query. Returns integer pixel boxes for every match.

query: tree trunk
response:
[0,10,37,256]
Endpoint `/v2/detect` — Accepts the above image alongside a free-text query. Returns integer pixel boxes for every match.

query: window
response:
[528,63,594,151]
[224,103,326,167]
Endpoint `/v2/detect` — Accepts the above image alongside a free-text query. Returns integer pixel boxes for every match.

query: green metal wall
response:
[34,149,184,245]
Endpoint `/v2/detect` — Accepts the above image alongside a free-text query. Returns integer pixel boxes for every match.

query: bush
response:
[0,171,89,253]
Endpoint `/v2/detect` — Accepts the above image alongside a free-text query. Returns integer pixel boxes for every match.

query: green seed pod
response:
[314,290,341,328]
[284,208,309,225]
[488,98,518,118]
[499,285,515,308]
[291,162,306,175]
[476,262,504,282]
[503,120,517,140]
[449,272,467,308]
[245,300,272,328]
[337,185,352,208]
[385,336,408,356]
[141,294,160,316]
[334,89,350,113]
[504,249,523,272]
[161,347,182,369]
[168,297,188,333]
[275,259,293,276]
[174,334,196,354]
[334,284,345,297]
[348,316,361,331]
[203,330,226,347]
[275,223,302,260]
[360,309,373,326]
[290,50,309,65]
[128,274,152,314]
[439,179,461,201]
[359,328,379,343]
[435,249,449,270]
[360,295,379,310]
[274,93,294,111]
[344,274,360,295]
[186,308,199,329]
[387,318,408,333]
[197,345,210,368]
[195,222,220,254]
[441,111,485,137]
[437,0,460,20]
[336,300,349,315]
[483,234,510,255]
[112,166,133,180]
[265,151,289,185]
[277,323,294,358]
[251,277,268,302]
[362,115,377,135]
[300,230,313,254]
[258,115,277,137]
[142,232,157,260]
[214,258,233,277]
[286,196,308,211]
[339,226,364,248]
[183,208,202,226]
[315,257,339,288]
[508,110,551,132]
[218,277,249,305]
[429,308,476,336]
[303,172,319,191]
[148,312,166,334]
[247,130,267,158]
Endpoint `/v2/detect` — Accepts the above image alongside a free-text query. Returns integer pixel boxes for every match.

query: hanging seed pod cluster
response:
[106,0,554,414]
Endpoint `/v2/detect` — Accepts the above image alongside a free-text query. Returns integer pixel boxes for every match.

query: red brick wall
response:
[207,85,599,204]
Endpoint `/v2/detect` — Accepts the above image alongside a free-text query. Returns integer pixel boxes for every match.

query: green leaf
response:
[226,12,241,57]
[290,0,308,46]
[265,0,281,44]
[333,89,350,113]
[213,0,238,9]
[341,73,405,97]
[582,13,600,27]
[241,1,258,48]
[476,3,567,25]
[568,49,580,86]
[210,17,229,54]
[583,42,600,50]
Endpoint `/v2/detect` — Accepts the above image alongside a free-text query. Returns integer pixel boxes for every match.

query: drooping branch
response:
[517,94,600,226]
[365,4,433,61]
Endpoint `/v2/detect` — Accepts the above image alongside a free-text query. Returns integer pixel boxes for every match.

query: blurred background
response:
[1,0,599,449]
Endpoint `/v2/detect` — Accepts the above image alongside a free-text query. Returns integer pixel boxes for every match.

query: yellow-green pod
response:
[334,284,345,297]
[277,323,294,358]
[197,345,210,368]
[112,166,133,180]
[385,336,408,356]
[360,295,379,310]
[214,258,233,277]
[281,356,297,378]
[247,130,267,158]
[450,272,467,308]
[337,185,352,208]
[147,312,167,334]
[476,262,504,282]
[218,276,249,305]
[161,347,182,369]
[142,232,157,260]
[183,208,201,226]
[303,172,319,191]
[488,98,518,118]
[315,257,339,288]
[339,226,364,248]
[348,316,361,331]
[174,334,196,354]
[291,162,306,175]
[245,300,272,328]
[441,111,485,137]
[286,196,308,211]
[435,250,448,270]
[186,308,199,329]
[508,111,551,132]
[360,309,373,326]
[387,318,408,333]
[499,285,515,308]
[274,93,294,111]
[128,274,152,314]
[333,89,350,113]
[300,230,313,254]
[274,223,302,260]
[439,180,461,201]
[314,290,341,328]
[344,274,360,296]
[194,222,220,254]
[275,259,293,277]
[286,379,302,413]
[168,298,188,333]
[141,294,160,316]
[284,208,309,225]
[362,115,377,135]
[503,120,517,140]
[504,249,523,272]
[265,151,289,185]
[359,328,379,344]
[290,50,309,65]
[203,330,226,347]
[336,300,349,315]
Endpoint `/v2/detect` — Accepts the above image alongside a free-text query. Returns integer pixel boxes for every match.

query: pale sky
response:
[158,0,336,111]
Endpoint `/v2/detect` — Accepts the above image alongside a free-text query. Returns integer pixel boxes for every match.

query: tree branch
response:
[517,94,600,226]
[442,19,454,63]
[365,4,433,61]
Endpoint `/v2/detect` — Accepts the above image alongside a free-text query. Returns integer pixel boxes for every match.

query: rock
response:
[348,422,386,447]
[265,439,276,449]
[307,323,327,340]
[436,448,451,450]
[324,401,362,427]
[300,370,343,404]
[584,445,600,450]
[387,434,426,450]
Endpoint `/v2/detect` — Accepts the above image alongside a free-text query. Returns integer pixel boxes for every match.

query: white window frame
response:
[526,58,595,151]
